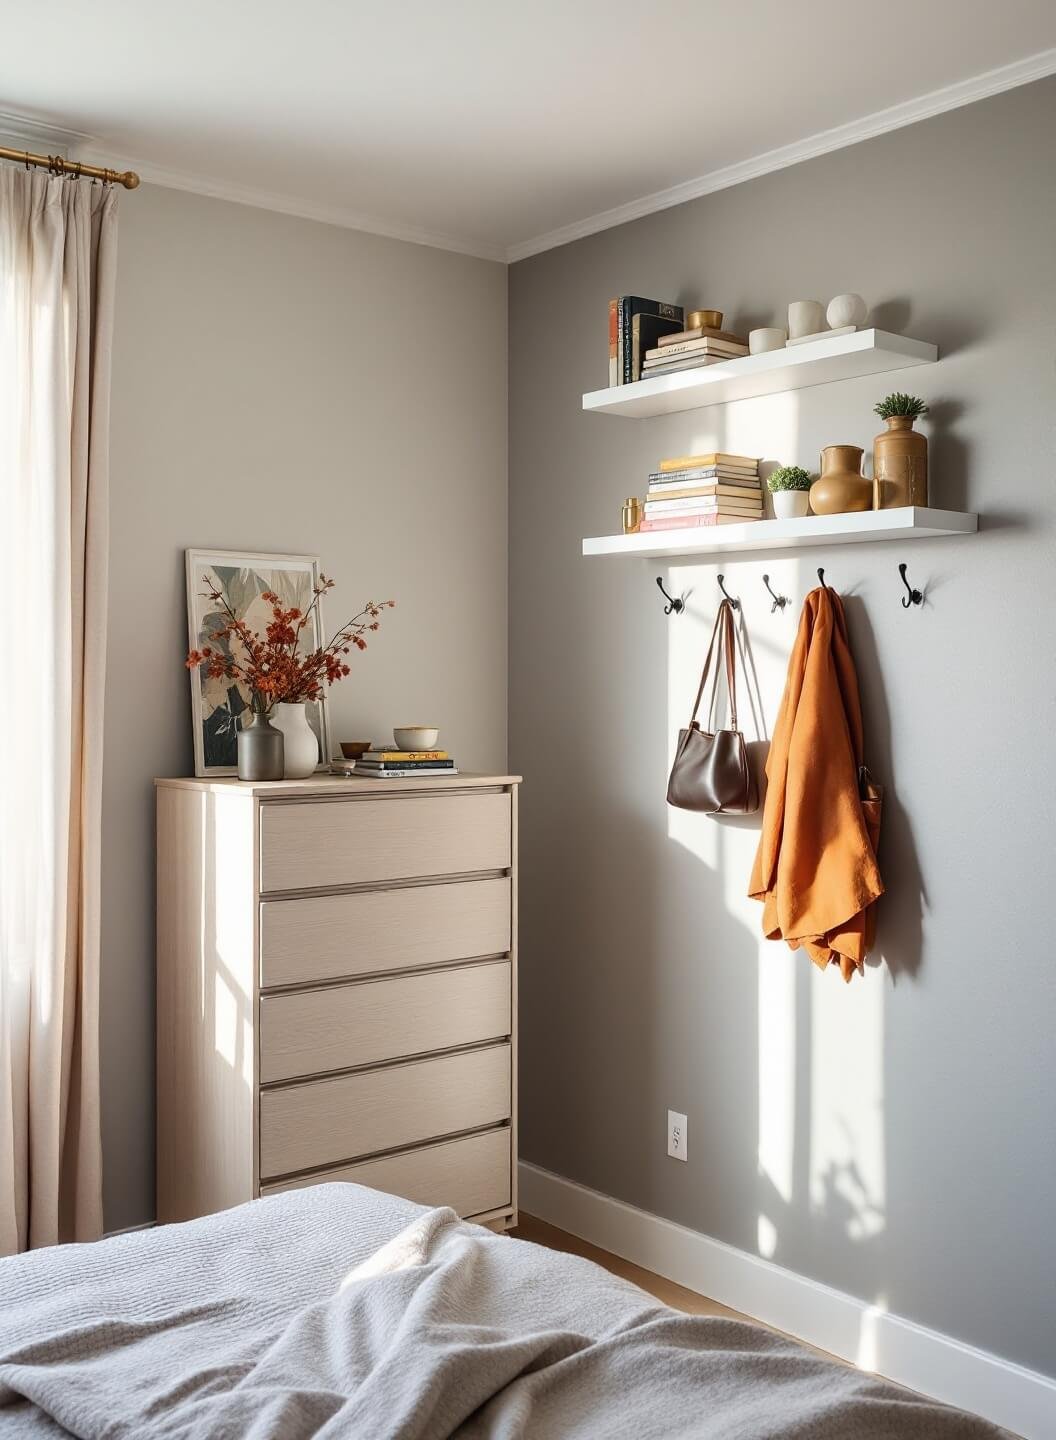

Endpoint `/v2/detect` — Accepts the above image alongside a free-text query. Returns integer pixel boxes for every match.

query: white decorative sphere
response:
[826,293,868,329]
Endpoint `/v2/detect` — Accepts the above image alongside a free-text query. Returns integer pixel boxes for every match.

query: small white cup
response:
[749,327,787,354]
[788,300,826,339]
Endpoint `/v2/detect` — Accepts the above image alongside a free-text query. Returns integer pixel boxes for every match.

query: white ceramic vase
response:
[271,702,320,778]
[772,490,811,519]
[787,300,826,339]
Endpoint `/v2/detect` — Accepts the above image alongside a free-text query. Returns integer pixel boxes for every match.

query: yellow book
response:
[659,452,759,473]
[362,750,449,762]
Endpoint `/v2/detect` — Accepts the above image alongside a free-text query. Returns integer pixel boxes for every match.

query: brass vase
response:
[809,445,871,515]
[873,416,928,509]
[622,496,642,534]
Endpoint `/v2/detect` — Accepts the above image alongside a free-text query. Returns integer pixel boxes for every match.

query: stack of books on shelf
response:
[608,296,684,384]
[640,323,749,379]
[639,453,761,532]
[352,749,458,779]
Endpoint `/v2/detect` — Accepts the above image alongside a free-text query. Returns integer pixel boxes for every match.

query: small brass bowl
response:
[687,309,723,331]
[339,740,372,759]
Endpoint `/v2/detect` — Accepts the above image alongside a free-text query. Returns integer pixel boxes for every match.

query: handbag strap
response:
[689,599,739,730]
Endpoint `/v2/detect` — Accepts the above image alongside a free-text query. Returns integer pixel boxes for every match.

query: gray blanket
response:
[0,1184,1003,1438]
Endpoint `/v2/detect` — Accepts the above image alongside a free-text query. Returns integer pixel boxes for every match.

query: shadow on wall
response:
[843,595,926,984]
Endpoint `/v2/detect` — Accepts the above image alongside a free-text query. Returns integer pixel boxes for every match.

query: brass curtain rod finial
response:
[0,143,140,190]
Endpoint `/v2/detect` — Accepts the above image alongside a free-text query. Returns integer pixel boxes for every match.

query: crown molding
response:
[74,144,507,262]
[506,47,1056,263]
[0,108,95,155]
[5,47,1053,266]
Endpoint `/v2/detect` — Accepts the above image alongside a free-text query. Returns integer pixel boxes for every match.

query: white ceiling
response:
[3,1,1055,261]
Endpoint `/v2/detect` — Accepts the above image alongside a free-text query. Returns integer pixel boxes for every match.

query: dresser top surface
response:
[155,772,521,797]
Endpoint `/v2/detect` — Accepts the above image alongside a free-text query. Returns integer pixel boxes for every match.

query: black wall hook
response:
[716,574,740,610]
[899,562,923,608]
[817,567,834,591]
[655,576,684,615]
[762,574,788,612]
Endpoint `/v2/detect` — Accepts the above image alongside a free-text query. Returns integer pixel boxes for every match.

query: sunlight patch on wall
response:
[810,973,886,1242]
[707,390,801,479]
[758,952,797,1205]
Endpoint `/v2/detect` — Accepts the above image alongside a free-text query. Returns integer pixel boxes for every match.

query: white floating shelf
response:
[582,507,977,560]
[582,329,937,418]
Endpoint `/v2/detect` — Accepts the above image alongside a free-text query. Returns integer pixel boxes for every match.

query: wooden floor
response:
[510,1213,756,1324]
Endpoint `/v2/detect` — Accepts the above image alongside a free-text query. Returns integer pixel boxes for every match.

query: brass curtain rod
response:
[0,144,139,190]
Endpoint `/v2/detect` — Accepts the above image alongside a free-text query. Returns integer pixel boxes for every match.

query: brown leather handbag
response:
[667,599,759,814]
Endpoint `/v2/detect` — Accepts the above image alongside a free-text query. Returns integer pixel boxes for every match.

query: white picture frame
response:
[185,548,333,777]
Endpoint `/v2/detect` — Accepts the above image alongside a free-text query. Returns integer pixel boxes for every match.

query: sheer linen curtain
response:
[0,165,118,1253]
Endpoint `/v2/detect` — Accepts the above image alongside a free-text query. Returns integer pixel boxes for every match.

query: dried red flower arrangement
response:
[186,573,394,714]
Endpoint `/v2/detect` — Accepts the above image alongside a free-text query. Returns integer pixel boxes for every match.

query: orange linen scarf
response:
[748,587,883,981]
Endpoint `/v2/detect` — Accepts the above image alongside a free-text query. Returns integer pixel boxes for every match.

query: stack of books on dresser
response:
[355,749,459,779]
[640,323,749,378]
[640,453,761,532]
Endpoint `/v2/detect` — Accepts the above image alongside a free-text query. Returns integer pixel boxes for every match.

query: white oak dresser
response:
[155,772,520,1230]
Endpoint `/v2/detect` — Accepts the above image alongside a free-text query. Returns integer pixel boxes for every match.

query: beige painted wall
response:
[103,186,508,1231]
[509,78,1056,1375]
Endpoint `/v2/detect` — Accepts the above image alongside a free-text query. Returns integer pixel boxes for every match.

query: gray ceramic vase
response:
[237,710,284,781]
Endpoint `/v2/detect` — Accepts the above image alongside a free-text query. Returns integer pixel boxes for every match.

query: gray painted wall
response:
[509,78,1056,1375]
[105,186,508,1231]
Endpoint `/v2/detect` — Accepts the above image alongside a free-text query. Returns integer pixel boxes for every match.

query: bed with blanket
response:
[0,1184,1005,1438]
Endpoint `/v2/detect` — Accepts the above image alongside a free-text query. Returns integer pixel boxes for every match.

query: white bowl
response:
[394,726,439,751]
[749,327,787,354]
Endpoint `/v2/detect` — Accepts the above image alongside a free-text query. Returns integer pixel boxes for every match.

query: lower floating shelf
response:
[582,507,977,560]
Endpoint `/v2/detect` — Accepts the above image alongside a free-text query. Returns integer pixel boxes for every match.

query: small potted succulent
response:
[873,392,929,508]
[767,465,813,519]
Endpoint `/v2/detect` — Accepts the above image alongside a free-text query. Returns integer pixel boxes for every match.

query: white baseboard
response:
[519,1161,1056,1440]
[103,1220,155,1238]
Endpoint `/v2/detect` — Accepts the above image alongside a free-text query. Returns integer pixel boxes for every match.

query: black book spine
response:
[622,299,683,384]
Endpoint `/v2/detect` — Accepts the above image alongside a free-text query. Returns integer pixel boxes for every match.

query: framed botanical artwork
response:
[185,549,333,776]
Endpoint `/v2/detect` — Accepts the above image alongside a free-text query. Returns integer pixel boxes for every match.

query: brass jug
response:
[873,416,928,508]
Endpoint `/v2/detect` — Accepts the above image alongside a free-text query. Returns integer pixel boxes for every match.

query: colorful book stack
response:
[640,323,749,379]
[639,453,761,532]
[608,297,684,385]
[354,749,459,779]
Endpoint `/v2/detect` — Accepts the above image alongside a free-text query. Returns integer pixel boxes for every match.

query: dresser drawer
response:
[259,877,510,990]
[259,1042,511,1180]
[259,793,511,894]
[259,960,511,1083]
[260,1127,511,1217]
